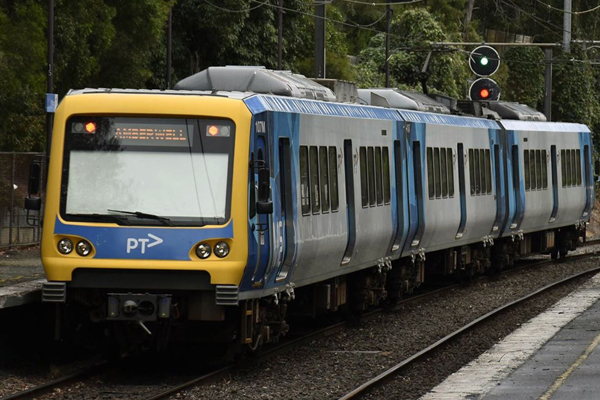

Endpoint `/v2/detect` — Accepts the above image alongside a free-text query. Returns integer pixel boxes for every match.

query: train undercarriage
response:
[53,224,586,355]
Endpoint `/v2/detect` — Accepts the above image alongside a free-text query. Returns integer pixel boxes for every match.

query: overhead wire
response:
[534,0,600,15]
[202,0,269,13]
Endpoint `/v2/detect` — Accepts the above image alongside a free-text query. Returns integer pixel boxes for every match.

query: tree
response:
[0,1,46,152]
[503,46,545,109]
[356,8,469,98]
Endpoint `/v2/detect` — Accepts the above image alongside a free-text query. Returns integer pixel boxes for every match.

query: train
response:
[26,66,594,351]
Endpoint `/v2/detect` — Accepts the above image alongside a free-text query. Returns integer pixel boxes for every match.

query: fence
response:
[0,152,44,249]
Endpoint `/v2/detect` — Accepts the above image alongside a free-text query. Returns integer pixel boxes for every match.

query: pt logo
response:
[127,233,163,254]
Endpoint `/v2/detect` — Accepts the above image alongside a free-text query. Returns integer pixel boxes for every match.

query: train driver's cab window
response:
[426,146,455,200]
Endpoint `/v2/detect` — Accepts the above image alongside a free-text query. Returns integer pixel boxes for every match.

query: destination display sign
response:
[70,118,192,147]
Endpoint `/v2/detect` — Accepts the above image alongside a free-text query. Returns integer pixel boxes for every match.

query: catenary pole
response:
[385,3,391,87]
[167,6,172,89]
[278,0,283,70]
[563,0,571,53]
[544,48,553,121]
[314,1,325,78]
[46,0,54,156]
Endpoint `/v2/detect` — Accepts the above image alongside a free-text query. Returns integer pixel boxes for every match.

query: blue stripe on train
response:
[54,217,233,260]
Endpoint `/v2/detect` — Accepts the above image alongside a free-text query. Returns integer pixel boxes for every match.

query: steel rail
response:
[144,245,600,400]
[0,362,108,400]
[337,260,600,400]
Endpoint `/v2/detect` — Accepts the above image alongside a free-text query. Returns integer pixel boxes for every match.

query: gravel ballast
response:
[180,253,600,400]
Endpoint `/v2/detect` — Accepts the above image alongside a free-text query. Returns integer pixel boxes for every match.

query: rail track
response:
[3,243,599,400]
[336,260,600,399]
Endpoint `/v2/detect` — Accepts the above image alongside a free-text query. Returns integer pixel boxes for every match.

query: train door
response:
[341,139,356,265]
[406,136,425,250]
[276,138,295,281]
[583,144,594,218]
[250,134,272,284]
[456,143,467,238]
[550,145,559,222]
[390,139,407,253]
[491,143,506,235]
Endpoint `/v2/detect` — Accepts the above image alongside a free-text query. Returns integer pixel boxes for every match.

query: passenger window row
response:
[300,145,339,216]
[467,148,492,196]
[360,146,391,208]
[524,149,548,191]
[427,147,454,200]
[561,149,582,187]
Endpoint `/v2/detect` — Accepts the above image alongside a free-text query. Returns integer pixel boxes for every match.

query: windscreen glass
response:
[61,116,235,226]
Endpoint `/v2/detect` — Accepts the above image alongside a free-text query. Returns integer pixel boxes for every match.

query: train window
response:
[310,146,320,214]
[427,147,434,199]
[566,149,572,186]
[561,149,566,187]
[375,147,383,205]
[530,150,537,190]
[329,147,339,211]
[319,147,330,213]
[300,146,310,215]
[542,150,548,189]
[485,149,492,195]
[576,149,582,186]
[368,147,376,206]
[535,150,542,190]
[524,150,530,190]
[530,150,536,190]
[249,152,256,218]
[474,149,481,195]
[447,148,454,197]
[478,149,485,195]
[434,148,441,198]
[469,149,475,195]
[383,147,391,204]
[512,145,520,191]
[360,147,368,208]
[571,149,577,186]
[441,148,448,198]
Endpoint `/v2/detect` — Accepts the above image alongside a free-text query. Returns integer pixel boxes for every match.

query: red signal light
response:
[85,122,96,133]
[479,89,490,99]
[207,125,219,136]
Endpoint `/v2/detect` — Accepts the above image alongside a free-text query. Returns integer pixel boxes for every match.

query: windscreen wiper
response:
[107,209,173,226]
[71,213,131,226]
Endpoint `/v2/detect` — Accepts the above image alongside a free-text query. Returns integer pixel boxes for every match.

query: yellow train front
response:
[41,89,256,348]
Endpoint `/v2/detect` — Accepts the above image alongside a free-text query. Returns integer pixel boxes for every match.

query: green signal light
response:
[480,57,489,66]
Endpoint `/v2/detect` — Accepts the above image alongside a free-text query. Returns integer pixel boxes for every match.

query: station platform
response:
[0,247,44,309]
[421,271,600,400]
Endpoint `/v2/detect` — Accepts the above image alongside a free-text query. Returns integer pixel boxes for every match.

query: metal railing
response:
[0,152,44,249]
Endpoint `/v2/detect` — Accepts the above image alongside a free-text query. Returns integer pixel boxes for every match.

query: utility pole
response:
[385,4,391,87]
[46,0,55,156]
[563,0,571,53]
[314,1,325,78]
[167,6,172,89]
[278,0,283,70]
[544,48,553,121]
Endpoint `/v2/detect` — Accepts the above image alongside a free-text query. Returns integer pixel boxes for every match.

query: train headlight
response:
[214,241,230,258]
[57,238,73,254]
[196,243,211,259]
[76,240,92,256]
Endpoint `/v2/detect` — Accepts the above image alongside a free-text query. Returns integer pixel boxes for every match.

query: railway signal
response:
[469,45,501,101]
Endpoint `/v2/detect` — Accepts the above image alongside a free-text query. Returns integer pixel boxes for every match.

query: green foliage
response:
[4,0,600,153]
[0,1,46,152]
[552,47,600,130]
[503,47,545,108]
[356,9,469,97]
